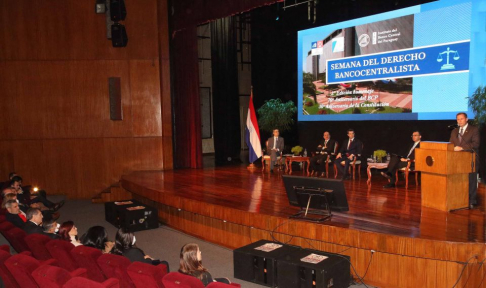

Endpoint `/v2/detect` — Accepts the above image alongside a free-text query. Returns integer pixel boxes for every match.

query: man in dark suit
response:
[310,131,337,176]
[335,129,363,180]
[5,200,27,228]
[42,220,60,239]
[381,131,421,188]
[267,129,284,172]
[23,208,44,235]
[449,112,480,208]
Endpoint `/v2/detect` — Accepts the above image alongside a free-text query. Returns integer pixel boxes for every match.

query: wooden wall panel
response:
[0,0,158,60]
[129,60,162,137]
[0,0,173,198]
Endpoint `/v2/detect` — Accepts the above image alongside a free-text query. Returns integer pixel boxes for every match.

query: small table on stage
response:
[285,156,310,174]
[366,162,389,185]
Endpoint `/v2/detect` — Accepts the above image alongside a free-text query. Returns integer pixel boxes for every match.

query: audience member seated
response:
[23,208,44,235]
[334,129,363,180]
[80,225,114,254]
[43,219,60,239]
[310,131,337,176]
[381,130,422,188]
[58,221,83,246]
[10,176,64,211]
[113,227,170,270]
[179,243,231,286]
[5,200,27,228]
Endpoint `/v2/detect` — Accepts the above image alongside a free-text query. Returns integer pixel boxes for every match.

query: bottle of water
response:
[303,149,307,157]
[386,153,391,162]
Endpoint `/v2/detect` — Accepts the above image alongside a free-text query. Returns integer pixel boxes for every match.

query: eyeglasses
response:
[411,134,420,137]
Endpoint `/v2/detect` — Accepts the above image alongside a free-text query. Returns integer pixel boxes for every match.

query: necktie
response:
[273,137,277,149]
[348,139,352,149]
[18,213,27,222]
[458,128,463,141]
[324,140,328,148]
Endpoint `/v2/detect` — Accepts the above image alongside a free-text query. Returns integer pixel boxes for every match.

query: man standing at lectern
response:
[450,112,480,208]
[268,129,284,173]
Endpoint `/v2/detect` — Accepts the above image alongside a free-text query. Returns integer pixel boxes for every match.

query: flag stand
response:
[247,163,257,170]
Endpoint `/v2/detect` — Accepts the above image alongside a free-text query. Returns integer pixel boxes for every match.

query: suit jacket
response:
[450,125,480,151]
[403,142,420,161]
[123,247,152,264]
[450,124,480,171]
[23,221,44,235]
[267,136,284,155]
[339,138,363,156]
[43,232,60,240]
[316,139,337,155]
[6,212,26,228]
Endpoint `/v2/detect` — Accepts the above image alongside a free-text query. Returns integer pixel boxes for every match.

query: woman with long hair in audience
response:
[112,227,170,270]
[58,221,82,246]
[179,243,231,286]
[80,225,114,253]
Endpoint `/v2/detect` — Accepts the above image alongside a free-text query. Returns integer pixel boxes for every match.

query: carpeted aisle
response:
[0,196,370,288]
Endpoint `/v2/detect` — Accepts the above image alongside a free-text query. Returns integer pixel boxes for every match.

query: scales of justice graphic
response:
[437,47,460,70]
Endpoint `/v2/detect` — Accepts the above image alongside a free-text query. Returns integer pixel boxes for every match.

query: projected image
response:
[303,16,415,115]
[298,0,480,121]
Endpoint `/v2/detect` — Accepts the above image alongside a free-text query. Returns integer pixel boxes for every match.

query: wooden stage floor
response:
[121,165,486,287]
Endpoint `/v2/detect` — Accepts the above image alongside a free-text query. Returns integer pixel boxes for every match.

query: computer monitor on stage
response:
[282,175,349,212]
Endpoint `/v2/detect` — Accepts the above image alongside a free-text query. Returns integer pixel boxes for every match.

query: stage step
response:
[91,182,132,203]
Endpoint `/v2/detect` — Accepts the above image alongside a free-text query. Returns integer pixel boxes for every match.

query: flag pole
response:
[246,86,262,170]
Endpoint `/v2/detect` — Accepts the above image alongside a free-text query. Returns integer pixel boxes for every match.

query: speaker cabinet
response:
[111,23,128,47]
[110,0,126,21]
[277,249,350,288]
[233,240,300,287]
[105,200,158,232]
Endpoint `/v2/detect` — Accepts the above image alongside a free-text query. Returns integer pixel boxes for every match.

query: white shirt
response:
[459,123,468,135]
[347,138,354,149]
[273,137,278,150]
[407,141,420,158]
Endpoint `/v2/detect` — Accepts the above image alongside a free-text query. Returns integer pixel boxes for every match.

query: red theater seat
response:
[97,254,135,288]
[0,221,15,234]
[45,240,78,272]
[162,272,205,288]
[26,233,53,260]
[207,283,241,288]
[32,264,87,288]
[0,248,20,288]
[5,253,57,288]
[5,227,30,252]
[62,276,120,288]
[126,261,168,288]
[70,245,106,282]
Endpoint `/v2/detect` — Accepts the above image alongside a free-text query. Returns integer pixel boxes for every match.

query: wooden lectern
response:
[415,141,475,211]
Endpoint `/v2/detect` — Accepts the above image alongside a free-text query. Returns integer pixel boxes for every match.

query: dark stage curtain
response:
[211,16,241,165]
[172,26,203,168]
[172,0,282,32]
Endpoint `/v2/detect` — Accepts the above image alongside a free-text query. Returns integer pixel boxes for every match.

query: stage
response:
[121,165,486,287]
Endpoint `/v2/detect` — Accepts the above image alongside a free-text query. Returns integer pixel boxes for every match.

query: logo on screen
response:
[332,37,344,52]
[317,41,323,48]
[358,34,370,47]
[311,41,317,49]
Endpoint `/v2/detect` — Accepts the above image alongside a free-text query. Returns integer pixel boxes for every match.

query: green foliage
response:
[303,72,317,103]
[291,145,303,155]
[257,98,297,133]
[373,149,387,161]
[469,86,486,124]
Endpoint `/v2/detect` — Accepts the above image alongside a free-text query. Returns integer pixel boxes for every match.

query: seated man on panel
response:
[310,131,337,176]
[267,129,284,173]
[334,129,363,180]
[381,130,421,188]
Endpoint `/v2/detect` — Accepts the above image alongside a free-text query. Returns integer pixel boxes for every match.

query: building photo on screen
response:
[298,0,484,121]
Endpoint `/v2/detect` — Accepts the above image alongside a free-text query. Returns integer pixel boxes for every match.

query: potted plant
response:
[291,146,303,156]
[373,149,387,163]
[257,99,297,134]
[468,86,486,182]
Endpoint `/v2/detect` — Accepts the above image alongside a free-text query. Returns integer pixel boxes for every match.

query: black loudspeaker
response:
[233,240,300,287]
[104,200,158,232]
[277,248,351,288]
[110,0,126,21]
[111,23,128,47]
